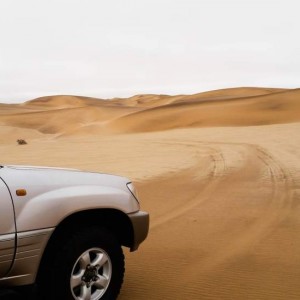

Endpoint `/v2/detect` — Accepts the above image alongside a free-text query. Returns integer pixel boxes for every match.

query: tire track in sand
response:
[149,141,227,229]
[183,143,295,273]
[121,142,297,300]
[176,143,297,300]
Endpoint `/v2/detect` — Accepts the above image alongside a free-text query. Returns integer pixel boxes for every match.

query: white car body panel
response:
[0,178,16,277]
[0,165,149,288]
[0,166,140,232]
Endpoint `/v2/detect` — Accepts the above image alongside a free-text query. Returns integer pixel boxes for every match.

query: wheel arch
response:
[36,208,133,282]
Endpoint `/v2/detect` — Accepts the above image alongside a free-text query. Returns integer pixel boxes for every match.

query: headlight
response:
[126,182,139,203]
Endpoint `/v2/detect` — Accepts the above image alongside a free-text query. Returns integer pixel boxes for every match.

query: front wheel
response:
[39,226,125,300]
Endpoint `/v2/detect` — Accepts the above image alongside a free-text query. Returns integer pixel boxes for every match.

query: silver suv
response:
[0,165,149,300]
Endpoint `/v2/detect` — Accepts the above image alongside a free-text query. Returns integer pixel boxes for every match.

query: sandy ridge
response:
[0,87,299,136]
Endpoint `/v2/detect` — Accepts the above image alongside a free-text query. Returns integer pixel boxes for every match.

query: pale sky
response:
[0,0,299,103]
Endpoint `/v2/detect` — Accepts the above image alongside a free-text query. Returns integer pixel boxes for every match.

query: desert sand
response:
[1,87,300,299]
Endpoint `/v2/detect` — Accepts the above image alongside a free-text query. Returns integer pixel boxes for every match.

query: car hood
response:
[0,165,130,193]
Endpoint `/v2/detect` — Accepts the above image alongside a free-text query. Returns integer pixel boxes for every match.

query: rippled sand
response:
[1,87,300,299]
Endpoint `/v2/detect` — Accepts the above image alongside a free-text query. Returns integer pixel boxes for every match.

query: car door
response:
[0,177,16,277]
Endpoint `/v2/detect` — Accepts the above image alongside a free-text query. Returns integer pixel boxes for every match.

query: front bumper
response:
[127,211,149,251]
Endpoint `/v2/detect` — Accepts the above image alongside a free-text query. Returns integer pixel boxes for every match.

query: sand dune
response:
[0,87,300,299]
[1,88,299,136]
[0,104,141,134]
[108,89,300,133]
[111,87,287,108]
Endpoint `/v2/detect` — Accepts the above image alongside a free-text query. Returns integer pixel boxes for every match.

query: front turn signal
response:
[16,189,27,196]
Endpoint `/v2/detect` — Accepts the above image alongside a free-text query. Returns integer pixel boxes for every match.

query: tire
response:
[38,226,125,300]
